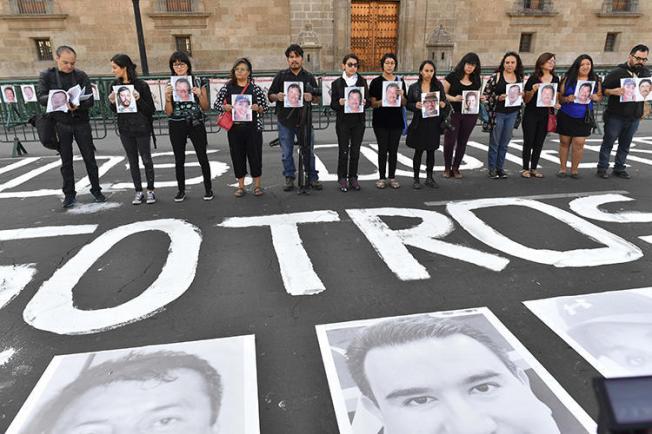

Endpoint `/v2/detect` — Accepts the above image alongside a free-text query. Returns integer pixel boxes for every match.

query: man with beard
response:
[597,44,651,179]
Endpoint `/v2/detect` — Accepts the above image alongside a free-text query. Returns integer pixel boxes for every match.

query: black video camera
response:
[594,376,652,434]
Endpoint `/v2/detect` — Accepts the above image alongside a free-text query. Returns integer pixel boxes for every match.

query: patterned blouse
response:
[213,81,269,131]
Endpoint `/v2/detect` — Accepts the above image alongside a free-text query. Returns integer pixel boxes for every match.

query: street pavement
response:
[1,119,651,433]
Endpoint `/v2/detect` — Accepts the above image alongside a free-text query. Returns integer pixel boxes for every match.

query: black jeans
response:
[373,126,402,179]
[120,133,154,191]
[336,120,365,179]
[168,120,212,193]
[56,121,100,197]
[227,125,263,179]
[413,149,435,179]
[522,111,548,170]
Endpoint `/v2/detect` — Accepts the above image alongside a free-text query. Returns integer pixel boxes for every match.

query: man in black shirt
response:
[37,45,105,208]
[597,44,651,179]
[268,44,322,191]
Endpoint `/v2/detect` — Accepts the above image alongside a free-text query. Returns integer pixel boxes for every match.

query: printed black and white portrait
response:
[636,77,652,102]
[20,85,37,103]
[382,81,401,107]
[113,84,137,113]
[283,81,304,108]
[316,309,595,434]
[421,91,440,118]
[462,90,480,114]
[91,83,100,101]
[504,82,523,107]
[46,89,69,113]
[573,80,595,105]
[345,86,365,114]
[171,75,194,102]
[526,287,652,378]
[232,94,253,122]
[536,83,558,108]
[620,77,638,103]
[2,85,17,104]
[7,335,260,434]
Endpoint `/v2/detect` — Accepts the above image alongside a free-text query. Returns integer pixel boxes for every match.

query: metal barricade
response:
[1,68,649,156]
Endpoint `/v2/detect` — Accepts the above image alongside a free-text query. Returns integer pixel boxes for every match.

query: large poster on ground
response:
[525,286,652,378]
[7,335,259,434]
[316,308,596,434]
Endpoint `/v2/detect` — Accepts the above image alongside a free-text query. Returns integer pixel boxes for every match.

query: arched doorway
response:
[350,1,400,71]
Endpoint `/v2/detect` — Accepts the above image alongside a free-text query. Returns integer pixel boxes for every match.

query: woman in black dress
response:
[406,60,447,189]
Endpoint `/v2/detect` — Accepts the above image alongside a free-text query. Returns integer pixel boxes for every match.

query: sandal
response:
[253,186,264,196]
[388,178,400,189]
[375,179,387,189]
[530,169,544,178]
[234,188,245,197]
[520,169,531,178]
[556,171,567,178]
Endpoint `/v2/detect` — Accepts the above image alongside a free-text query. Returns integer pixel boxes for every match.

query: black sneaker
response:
[612,170,631,179]
[596,169,609,179]
[62,195,76,208]
[174,191,186,202]
[412,179,422,190]
[92,191,106,203]
[497,169,508,179]
[488,169,499,179]
[283,177,295,191]
[424,176,439,189]
[203,191,214,201]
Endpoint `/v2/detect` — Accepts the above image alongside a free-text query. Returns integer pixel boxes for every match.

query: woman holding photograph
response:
[214,58,268,197]
[108,54,156,205]
[557,54,602,178]
[483,52,524,179]
[164,51,213,202]
[522,52,559,178]
[406,60,447,190]
[369,53,407,189]
[330,53,370,192]
[443,52,483,179]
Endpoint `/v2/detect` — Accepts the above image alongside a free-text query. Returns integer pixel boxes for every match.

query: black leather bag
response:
[29,113,59,150]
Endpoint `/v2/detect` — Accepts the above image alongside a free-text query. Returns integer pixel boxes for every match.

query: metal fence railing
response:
[1,68,649,156]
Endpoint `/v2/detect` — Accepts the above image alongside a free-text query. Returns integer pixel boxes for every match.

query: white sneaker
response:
[146,190,156,204]
[132,191,144,205]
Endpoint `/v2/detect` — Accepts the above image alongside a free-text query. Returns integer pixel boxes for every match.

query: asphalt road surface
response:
[1,120,651,433]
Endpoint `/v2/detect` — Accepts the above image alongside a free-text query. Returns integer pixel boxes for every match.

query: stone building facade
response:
[0,0,649,79]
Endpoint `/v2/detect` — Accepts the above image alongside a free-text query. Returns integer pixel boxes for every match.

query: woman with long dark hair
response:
[557,54,602,178]
[164,51,213,202]
[521,52,559,178]
[483,51,524,179]
[443,52,482,179]
[108,53,156,205]
[369,52,407,189]
[214,58,268,197]
[406,60,447,189]
[330,53,371,192]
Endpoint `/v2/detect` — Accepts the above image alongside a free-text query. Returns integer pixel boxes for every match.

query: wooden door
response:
[351,1,399,71]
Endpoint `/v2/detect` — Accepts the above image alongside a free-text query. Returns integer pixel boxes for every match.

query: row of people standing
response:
[483,44,650,181]
[37,44,650,208]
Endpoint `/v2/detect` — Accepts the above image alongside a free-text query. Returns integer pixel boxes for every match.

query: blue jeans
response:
[488,111,518,170]
[597,113,640,171]
[277,122,318,180]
